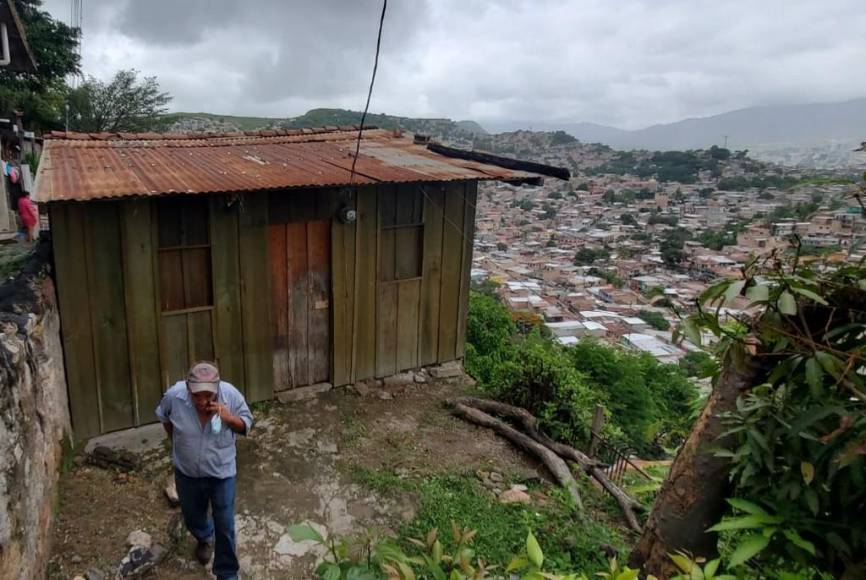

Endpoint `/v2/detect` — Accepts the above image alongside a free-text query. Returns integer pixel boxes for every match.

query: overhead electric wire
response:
[348,0,388,384]
[348,0,387,185]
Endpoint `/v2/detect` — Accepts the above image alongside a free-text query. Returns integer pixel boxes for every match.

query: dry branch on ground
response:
[446,397,645,531]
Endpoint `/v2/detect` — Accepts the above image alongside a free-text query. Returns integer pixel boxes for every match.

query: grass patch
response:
[340,412,369,449]
[352,467,630,572]
[624,464,669,509]
[249,398,274,415]
[0,250,31,280]
[350,465,415,494]
[59,435,84,475]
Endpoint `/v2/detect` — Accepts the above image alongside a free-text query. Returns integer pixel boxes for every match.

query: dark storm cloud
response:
[41,0,866,128]
[113,0,429,104]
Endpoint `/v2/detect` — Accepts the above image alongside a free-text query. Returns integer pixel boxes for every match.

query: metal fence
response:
[589,429,652,488]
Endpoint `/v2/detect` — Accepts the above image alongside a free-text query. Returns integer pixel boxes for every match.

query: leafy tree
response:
[587,267,623,288]
[678,350,718,378]
[547,191,563,200]
[67,69,172,132]
[660,228,689,268]
[567,341,697,453]
[493,334,601,446]
[550,130,577,145]
[573,247,609,266]
[767,201,820,224]
[617,247,635,260]
[576,182,590,191]
[637,309,670,331]
[512,198,535,211]
[603,190,636,205]
[708,145,731,160]
[647,213,678,226]
[496,242,508,252]
[463,292,518,388]
[0,0,80,128]
[540,202,558,220]
[633,252,866,577]
[696,228,737,251]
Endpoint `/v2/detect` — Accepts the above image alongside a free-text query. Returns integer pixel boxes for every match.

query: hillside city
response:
[464,131,863,370]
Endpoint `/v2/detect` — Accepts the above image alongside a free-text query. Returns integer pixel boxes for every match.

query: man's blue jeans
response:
[175,469,239,580]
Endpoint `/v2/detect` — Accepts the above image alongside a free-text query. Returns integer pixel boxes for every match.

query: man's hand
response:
[206,401,246,434]
[207,401,232,421]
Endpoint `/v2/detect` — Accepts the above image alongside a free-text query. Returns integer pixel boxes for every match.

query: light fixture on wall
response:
[338,206,357,224]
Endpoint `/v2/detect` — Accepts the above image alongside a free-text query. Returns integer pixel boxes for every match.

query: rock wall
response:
[0,244,71,580]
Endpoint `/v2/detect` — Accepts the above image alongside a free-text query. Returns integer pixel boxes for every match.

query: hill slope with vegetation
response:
[162,108,486,141]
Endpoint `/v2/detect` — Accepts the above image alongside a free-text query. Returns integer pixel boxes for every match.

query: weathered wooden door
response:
[270,220,331,389]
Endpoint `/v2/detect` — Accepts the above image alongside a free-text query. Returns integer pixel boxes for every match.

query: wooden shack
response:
[34,127,563,438]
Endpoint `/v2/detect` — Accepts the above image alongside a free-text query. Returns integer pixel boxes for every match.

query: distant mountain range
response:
[164,99,866,169]
[485,98,866,168]
[486,98,866,149]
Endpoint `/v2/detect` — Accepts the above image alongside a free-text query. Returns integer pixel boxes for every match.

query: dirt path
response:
[49,377,542,579]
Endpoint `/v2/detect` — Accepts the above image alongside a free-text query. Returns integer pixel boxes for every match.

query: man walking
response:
[156,362,253,580]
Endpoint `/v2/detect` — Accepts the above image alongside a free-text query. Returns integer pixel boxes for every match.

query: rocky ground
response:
[48,369,542,579]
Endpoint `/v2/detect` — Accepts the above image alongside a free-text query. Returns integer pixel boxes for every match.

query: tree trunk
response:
[628,358,758,578]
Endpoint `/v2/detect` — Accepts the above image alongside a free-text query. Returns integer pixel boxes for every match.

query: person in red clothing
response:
[17,191,39,242]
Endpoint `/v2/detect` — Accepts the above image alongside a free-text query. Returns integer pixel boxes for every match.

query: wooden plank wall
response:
[455,182,478,358]
[120,199,162,425]
[53,194,274,439]
[331,181,477,385]
[51,203,101,439]
[330,188,358,387]
[353,187,379,381]
[52,182,475,437]
[210,196,246,392]
[237,192,274,403]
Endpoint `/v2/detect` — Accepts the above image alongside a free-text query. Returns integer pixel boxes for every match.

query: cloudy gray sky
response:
[42,0,866,130]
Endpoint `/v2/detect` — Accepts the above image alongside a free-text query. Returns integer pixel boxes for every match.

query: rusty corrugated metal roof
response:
[34,127,540,202]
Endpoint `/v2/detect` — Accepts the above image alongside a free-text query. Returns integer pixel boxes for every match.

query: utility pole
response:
[723,135,729,149]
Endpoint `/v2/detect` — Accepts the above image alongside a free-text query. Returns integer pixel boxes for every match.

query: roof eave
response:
[5,0,38,72]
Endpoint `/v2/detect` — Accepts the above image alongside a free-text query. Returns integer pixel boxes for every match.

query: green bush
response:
[678,350,718,378]
[637,309,670,331]
[464,292,520,388]
[488,333,601,446]
[465,292,699,455]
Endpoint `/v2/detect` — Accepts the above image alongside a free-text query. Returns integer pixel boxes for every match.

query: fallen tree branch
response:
[449,397,644,532]
[448,401,584,511]
[454,397,598,468]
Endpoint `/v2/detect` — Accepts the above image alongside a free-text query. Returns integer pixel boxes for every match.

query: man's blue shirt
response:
[155,381,253,479]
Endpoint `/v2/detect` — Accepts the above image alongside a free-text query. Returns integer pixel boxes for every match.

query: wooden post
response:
[589,404,605,457]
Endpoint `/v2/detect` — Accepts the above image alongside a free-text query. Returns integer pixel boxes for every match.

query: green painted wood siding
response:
[53,182,476,438]
[330,181,476,385]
